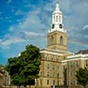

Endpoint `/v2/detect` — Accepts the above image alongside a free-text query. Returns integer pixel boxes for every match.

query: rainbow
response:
[68,40,88,48]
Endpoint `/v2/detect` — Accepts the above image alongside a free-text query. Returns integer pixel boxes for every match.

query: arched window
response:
[53,80,55,85]
[51,36,54,44]
[59,16,61,22]
[47,80,49,85]
[56,16,58,22]
[60,36,63,45]
[54,16,55,22]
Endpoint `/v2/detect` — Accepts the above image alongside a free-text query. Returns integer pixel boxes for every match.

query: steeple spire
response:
[48,2,66,33]
[55,3,60,11]
[47,3,67,51]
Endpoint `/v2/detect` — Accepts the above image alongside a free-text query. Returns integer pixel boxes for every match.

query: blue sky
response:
[0,0,88,64]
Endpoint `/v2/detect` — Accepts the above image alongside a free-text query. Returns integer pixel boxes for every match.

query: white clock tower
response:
[49,3,66,32]
[47,3,67,51]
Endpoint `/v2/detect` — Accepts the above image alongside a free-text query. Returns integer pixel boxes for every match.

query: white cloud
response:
[83,25,88,30]
[60,0,88,47]
[0,37,25,49]
[84,35,88,39]
[1,7,47,49]
[0,39,2,43]
[13,8,45,31]
[44,1,55,11]
[24,31,39,36]
[24,31,45,38]
[2,37,24,45]
[24,3,36,9]
[9,26,15,32]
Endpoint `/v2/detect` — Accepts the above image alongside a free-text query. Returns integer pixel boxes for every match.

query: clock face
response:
[52,24,55,29]
[59,24,62,28]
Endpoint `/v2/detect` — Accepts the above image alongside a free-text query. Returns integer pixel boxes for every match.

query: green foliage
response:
[6,44,41,86]
[76,68,88,87]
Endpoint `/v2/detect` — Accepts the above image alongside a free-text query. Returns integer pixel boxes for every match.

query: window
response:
[86,60,88,67]
[76,61,79,67]
[51,36,54,44]
[57,73,59,78]
[47,80,49,85]
[60,36,63,45]
[53,80,55,85]
[47,64,49,69]
[56,16,58,22]
[47,72,49,77]
[53,65,55,70]
[53,73,55,77]
[57,80,59,85]
[54,16,55,22]
[69,80,72,86]
[59,16,61,22]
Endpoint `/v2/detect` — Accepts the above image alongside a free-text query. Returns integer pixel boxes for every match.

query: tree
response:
[6,44,41,87]
[76,68,88,88]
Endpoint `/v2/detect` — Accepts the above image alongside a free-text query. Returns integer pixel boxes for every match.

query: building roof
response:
[75,49,88,54]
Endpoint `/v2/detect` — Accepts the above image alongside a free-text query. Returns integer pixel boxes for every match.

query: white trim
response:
[40,50,63,56]
[61,54,88,62]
